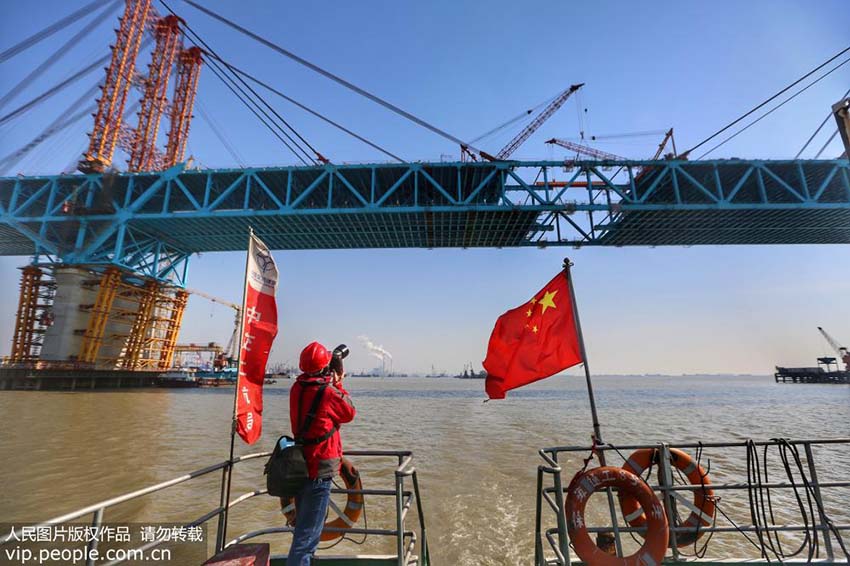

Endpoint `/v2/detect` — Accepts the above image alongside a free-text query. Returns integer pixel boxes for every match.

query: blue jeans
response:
[287,477,332,565]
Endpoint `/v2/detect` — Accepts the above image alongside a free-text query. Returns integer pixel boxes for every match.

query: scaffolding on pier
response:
[8,266,56,363]
[4,264,189,371]
[78,267,122,364]
[77,272,187,370]
[120,280,158,370]
[155,289,188,369]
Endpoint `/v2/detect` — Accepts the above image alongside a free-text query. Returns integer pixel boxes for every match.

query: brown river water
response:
[1,375,849,564]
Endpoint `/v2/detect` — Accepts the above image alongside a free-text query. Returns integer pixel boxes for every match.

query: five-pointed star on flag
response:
[483,269,582,400]
[525,288,559,332]
[538,290,557,314]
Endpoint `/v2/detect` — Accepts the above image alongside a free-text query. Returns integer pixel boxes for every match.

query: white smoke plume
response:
[358,335,393,361]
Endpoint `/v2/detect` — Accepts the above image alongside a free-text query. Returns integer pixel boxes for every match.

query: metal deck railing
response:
[535,438,850,565]
[1,449,429,566]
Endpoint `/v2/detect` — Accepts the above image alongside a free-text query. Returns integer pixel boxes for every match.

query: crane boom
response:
[184,286,240,311]
[818,326,847,356]
[818,326,849,371]
[184,287,242,358]
[545,138,626,161]
[490,83,583,160]
[652,127,676,160]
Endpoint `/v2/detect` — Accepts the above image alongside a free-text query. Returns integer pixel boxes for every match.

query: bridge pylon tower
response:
[165,47,203,168]
[78,0,152,174]
[128,15,183,172]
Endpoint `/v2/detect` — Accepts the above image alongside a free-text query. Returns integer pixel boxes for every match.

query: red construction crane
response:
[651,128,677,160]
[480,83,584,161]
[128,15,182,172]
[164,47,203,168]
[818,326,850,371]
[78,0,152,174]
[545,138,626,161]
[542,130,677,188]
[547,128,677,161]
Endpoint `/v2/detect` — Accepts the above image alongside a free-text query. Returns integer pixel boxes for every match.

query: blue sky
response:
[0,1,848,374]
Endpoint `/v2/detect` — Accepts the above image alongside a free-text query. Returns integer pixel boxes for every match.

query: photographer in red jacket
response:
[287,342,356,565]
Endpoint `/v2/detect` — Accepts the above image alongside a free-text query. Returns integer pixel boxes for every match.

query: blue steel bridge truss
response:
[0,159,848,286]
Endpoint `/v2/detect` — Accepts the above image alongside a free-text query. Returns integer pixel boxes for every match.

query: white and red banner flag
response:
[235,233,279,444]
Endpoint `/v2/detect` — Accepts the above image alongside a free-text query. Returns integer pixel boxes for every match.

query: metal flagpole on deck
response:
[216,226,253,551]
[563,257,626,557]
[563,258,603,444]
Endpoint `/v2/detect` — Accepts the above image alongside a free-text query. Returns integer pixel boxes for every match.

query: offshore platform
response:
[1,0,849,388]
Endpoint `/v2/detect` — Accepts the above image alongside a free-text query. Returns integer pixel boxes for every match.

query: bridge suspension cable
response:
[0,82,100,174]
[0,53,112,127]
[216,58,405,163]
[0,1,120,113]
[814,129,841,159]
[0,0,107,64]
[796,85,850,159]
[202,52,316,166]
[195,99,246,167]
[161,1,322,165]
[206,59,313,165]
[697,54,850,159]
[176,0,483,156]
[467,91,562,145]
[684,44,850,158]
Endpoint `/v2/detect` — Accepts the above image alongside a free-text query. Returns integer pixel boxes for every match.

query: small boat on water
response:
[453,362,486,379]
[156,369,200,388]
[197,367,238,387]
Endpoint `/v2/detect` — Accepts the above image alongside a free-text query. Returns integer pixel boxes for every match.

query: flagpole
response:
[565,258,626,557]
[217,226,253,551]
[563,258,604,446]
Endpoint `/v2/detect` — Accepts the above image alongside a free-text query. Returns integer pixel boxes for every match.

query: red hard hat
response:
[300,341,332,374]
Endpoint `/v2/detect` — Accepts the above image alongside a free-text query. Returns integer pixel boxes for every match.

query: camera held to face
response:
[328,344,349,376]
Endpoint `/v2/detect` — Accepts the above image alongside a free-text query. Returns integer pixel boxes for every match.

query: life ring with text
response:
[566,466,668,566]
[280,457,364,542]
[619,448,715,547]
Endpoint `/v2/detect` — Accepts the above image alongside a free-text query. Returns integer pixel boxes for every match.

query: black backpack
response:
[264,383,337,497]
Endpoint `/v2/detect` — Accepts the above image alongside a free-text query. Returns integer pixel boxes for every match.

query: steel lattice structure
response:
[78,0,151,174]
[164,47,203,168]
[1,159,848,286]
[128,15,182,172]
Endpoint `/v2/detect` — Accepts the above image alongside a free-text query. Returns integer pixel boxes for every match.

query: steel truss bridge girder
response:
[0,159,848,283]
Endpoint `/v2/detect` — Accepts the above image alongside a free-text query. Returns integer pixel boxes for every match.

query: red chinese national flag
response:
[483,271,582,399]
[235,234,279,444]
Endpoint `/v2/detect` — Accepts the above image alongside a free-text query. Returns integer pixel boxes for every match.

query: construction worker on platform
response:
[287,341,356,565]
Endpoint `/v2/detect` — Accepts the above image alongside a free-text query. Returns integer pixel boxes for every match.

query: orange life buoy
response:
[566,466,668,566]
[619,448,715,547]
[280,457,364,542]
